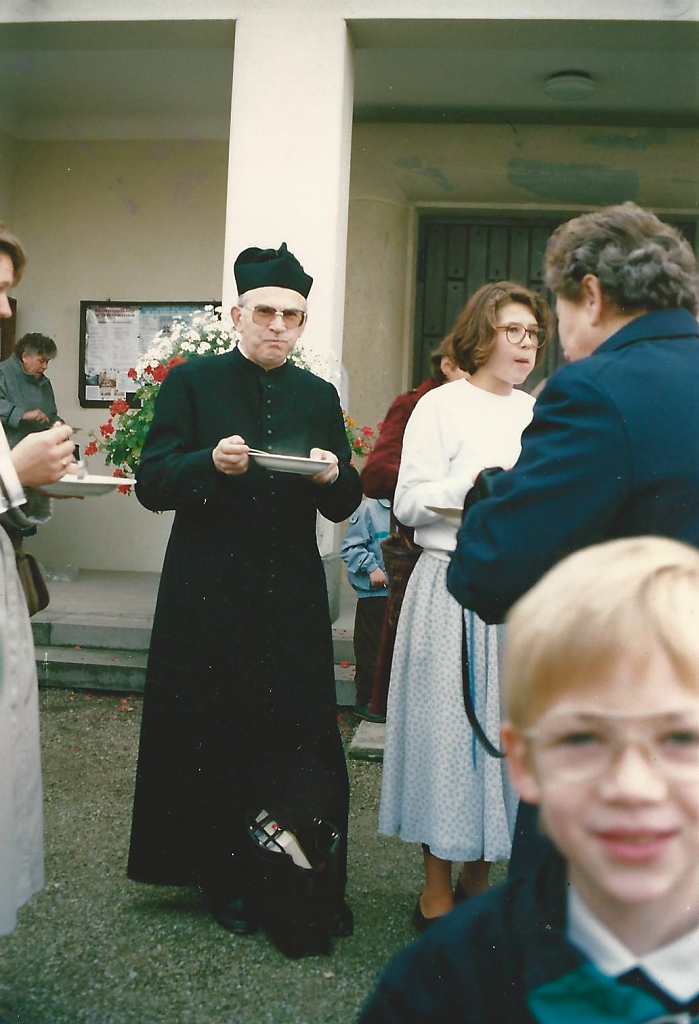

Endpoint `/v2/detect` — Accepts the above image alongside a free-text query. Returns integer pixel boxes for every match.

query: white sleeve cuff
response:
[0,452,27,511]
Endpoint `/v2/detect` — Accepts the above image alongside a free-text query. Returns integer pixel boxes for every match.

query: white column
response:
[222,10,355,560]
[222,9,354,371]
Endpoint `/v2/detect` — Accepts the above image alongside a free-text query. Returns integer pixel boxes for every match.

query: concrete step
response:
[33,618,356,664]
[35,645,357,706]
[32,617,153,652]
[348,720,385,762]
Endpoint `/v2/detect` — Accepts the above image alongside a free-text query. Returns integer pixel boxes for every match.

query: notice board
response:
[79,300,217,408]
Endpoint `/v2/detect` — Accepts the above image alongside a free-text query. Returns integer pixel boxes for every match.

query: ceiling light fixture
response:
[544,71,596,101]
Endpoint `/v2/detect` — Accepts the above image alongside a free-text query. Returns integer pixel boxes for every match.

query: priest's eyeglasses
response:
[498,323,546,348]
[241,304,307,329]
[524,710,699,783]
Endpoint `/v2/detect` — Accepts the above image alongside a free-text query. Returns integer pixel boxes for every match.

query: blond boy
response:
[360,537,699,1023]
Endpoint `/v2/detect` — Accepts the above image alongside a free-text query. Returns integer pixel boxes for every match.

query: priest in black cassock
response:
[127,243,362,942]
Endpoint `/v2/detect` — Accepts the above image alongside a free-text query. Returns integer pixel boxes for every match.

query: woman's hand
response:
[21,408,50,423]
[11,422,77,487]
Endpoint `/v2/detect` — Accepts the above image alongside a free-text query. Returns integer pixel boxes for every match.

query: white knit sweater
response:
[394,378,534,559]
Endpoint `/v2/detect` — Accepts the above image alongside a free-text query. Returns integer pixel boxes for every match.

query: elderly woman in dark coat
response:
[0,333,59,447]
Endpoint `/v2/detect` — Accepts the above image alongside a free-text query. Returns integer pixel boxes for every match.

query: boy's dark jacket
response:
[358,851,699,1023]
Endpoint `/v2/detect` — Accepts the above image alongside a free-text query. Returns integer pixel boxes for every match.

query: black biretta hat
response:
[234,242,313,298]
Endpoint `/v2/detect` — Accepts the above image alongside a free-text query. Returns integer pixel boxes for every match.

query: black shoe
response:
[453,878,469,906]
[330,898,354,938]
[208,893,259,936]
[412,895,441,934]
[353,703,386,724]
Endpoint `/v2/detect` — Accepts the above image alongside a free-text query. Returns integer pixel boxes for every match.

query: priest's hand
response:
[212,434,249,476]
[309,447,339,485]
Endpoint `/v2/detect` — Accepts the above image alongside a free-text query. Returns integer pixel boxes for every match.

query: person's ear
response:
[231,305,242,327]
[501,722,542,805]
[580,274,605,327]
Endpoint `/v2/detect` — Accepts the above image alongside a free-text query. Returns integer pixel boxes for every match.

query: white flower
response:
[197,342,210,355]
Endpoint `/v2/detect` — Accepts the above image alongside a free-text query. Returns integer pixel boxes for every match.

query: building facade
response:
[0,0,697,571]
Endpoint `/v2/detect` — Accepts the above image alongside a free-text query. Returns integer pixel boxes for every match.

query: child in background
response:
[359,535,699,1022]
[341,497,390,722]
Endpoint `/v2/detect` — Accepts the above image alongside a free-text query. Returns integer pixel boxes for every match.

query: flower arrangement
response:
[344,414,381,460]
[86,306,378,489]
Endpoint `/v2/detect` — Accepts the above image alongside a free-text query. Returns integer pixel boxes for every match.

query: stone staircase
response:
[32,614,358,705]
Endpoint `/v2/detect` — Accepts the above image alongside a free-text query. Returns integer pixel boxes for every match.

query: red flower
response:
[167,354,186,369]
[109,398,129,417]
[117,484,131,495]
[99,420,115,438]
[112,467,125,478]
[84,440,99,457]
[361,425,374,437]
[150,363,168,383]
[127,367,137,380]
[376,420,384,433]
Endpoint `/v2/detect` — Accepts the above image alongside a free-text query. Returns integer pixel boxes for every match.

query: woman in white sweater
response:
[378,281,551,929]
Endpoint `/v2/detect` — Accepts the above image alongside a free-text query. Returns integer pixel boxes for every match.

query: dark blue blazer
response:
[447,307,699,624]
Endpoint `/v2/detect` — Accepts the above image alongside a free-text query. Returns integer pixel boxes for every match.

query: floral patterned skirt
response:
[378,551,518,863]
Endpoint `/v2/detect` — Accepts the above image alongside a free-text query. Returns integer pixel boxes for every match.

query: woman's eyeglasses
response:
[498,323,547,348]
[241,304,307,329]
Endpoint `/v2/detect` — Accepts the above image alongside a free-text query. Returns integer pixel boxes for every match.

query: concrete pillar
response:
[222,10,355,564]
[222,9,354,368]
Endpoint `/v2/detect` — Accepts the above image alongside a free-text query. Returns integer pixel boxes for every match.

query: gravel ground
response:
[0,690,506,1024]
[0,691,480,1024]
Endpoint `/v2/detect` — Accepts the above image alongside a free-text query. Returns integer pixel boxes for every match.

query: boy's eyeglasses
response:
[525,710,699,782]
[240,304,306,329]
[497,324,547,348]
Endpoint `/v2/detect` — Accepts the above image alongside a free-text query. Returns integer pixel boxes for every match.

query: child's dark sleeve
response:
[357,935,470,1023]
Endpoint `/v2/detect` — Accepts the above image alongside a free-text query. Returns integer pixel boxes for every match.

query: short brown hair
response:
[444,281,552,375]
[544,202,699,314]
[0,222,26,285]
[503,536,699,729]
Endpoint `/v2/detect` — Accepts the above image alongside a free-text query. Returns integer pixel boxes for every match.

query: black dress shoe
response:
[330,898,354,938]
[209,894,259,936]
[453,878,470,905]
[412,895,441,934]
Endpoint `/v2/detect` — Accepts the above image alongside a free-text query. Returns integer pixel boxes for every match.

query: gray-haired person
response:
[447,201,699,876]
[0,332,59,448]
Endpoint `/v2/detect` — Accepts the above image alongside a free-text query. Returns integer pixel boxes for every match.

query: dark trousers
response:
[353,596,387,706]
[369,603,395,716]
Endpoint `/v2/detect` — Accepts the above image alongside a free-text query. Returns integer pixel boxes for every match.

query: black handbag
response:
[9,531,50,617]
[461,466,504,519]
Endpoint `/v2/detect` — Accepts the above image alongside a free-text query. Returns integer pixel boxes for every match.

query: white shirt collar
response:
[567,885,699,1003]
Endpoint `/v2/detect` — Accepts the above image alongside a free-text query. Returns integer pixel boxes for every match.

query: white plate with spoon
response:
[248,449,328,476]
